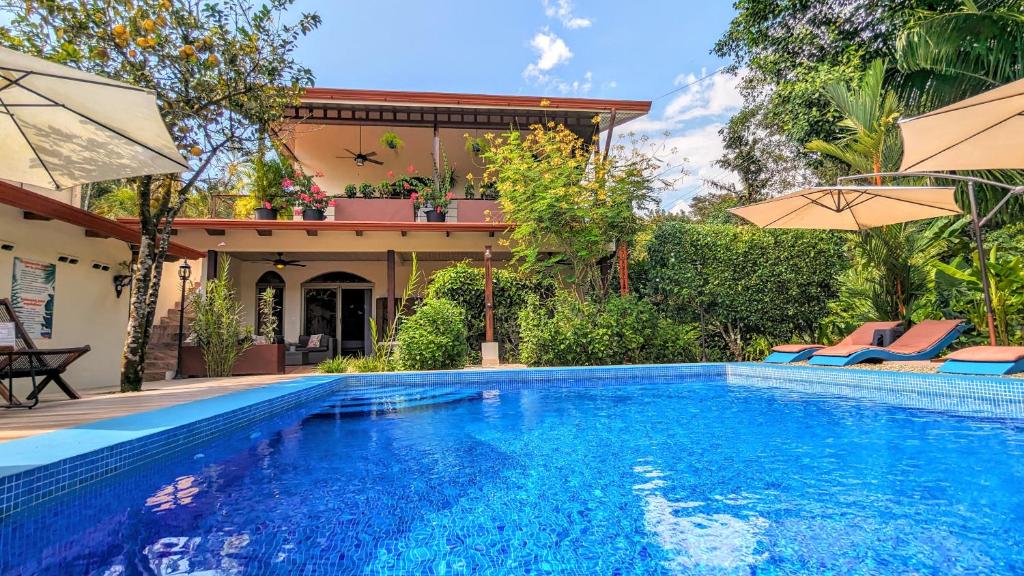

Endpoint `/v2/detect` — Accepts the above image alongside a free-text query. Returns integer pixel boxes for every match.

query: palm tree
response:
[894,0,1024,223]
[807,59,953,325]
[806,59,903,181]
[894,0,1024,114]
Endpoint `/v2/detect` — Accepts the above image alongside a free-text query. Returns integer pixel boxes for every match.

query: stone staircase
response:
[143,301,193,382]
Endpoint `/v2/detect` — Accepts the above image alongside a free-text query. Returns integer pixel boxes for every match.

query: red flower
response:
[263,201,272,210]
[328,199,336,207]
[281,178,293,189]
[446,192,454,200]
[402,182,410,189]
[435,205,443,212]
[311,185,321,194]
[410,192,419,201]
[294,208,301,215]
[386,170,394,179]
[299,193,310,202]
[406,164,416,175]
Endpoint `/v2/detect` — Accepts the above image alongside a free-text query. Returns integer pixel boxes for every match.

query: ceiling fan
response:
[263,252,306,270]
[336,126,383,167]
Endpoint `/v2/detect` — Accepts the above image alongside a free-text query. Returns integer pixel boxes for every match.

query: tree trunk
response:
[120,234,156,392]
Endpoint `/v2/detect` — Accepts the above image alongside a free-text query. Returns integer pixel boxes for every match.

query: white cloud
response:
[631,123,741,213]
[523,30,573,81]
[558,71,593,95]
[543,0,592,28]
[654,69,746,129]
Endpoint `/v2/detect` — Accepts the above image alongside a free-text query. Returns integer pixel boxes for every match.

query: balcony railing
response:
[207,195,503,223]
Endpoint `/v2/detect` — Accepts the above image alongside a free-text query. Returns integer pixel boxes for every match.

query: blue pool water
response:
[3,376,1024,575]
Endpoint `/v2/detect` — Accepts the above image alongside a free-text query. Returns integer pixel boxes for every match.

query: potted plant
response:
[245,144,291,220]
[282,167,331,220]
[417,151,456,222]
[465,136,486,157]
[359,183,375,199]
[464,182,476,199]
[344,184,358,199]
[379,130,404,151]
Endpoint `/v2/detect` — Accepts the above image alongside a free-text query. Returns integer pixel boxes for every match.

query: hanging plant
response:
[379,130,404,151]
[465,136,487,157]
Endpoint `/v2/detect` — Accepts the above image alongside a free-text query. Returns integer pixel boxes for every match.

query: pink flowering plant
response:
[283,166,334,211]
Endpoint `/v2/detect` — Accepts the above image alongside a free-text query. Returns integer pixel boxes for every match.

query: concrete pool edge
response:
[2,362,1022,519]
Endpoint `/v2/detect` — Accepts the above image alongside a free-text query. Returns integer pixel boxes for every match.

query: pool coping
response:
[1,362,1022,519]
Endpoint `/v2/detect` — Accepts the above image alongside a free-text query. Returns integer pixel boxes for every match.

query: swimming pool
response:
[2,370,1024,574]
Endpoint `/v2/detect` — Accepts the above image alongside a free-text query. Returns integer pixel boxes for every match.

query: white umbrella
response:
[0,46,189,189]
[728,186,961,230]
[899,77,1024,172]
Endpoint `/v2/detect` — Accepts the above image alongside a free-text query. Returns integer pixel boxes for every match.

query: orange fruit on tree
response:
[190,146,202,157]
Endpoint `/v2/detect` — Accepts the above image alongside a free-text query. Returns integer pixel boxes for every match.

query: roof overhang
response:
[283,88,651,133]
[0,181,204,260]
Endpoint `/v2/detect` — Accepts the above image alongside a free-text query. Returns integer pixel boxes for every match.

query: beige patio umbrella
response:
[728,185,961,230]
[899,77,1024,172]
[0,46,189,189]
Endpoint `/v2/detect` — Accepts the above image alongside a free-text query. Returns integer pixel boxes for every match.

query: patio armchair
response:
[0,298,90,407]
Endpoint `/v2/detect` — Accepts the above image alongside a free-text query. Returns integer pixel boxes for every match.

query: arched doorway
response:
[302,271,373,356]
[255,271,285,342]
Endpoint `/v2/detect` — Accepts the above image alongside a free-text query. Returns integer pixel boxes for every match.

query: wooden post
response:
[967,182,998,346]
[602,108,617,162]
[484,245,494,342]
[205,250,218,281]
[617,242,629,296]
[386,249,396,325]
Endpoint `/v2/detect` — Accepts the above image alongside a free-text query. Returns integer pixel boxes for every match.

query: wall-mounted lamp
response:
[113,274,132,298]
[57,255,80,265]
[92,262,111,271]
[0,240,14,252]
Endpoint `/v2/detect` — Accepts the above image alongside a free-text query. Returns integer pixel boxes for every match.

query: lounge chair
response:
[764,321,903,364]
[0,298,90,407]
[938,346,1024,376]
[808,319,966,367]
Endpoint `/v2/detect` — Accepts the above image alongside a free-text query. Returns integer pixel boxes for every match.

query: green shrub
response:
[643,221,846,360]
[316,356,350,373]
[397,299,468,370]
[425,262,551,359]
[519,292,700,367]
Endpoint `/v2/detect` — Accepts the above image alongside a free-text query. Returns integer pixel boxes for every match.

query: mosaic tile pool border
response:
[2,362,1022,519]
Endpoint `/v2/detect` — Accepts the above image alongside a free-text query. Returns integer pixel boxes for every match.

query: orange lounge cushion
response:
[772,344,825,353]
[945,346,1024,363]
[885,319,964,354]
[813,344,880,357]
[838,321,903,347]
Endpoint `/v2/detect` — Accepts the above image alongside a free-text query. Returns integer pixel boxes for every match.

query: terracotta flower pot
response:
[302,208,325,221]
[254,208,278,220]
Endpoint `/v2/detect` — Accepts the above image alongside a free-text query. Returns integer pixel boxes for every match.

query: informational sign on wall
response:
[10,257,56,340]
[0,322,14,350]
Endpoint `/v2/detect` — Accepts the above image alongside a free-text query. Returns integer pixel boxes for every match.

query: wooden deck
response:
[0,371,313,443]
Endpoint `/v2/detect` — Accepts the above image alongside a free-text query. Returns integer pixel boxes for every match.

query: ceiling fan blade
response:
[336,155,354,159]
[344,148,359,156]
[292,263,307,267]
[364,151,378,158]
[366,158,384,165]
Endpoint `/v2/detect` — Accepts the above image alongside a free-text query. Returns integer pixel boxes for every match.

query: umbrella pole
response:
[967,181,998,346]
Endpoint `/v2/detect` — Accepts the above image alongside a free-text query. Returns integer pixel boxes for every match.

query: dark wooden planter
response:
[334,198,415,222]
[179,343,285,377]
[254,208,278,220]
[424,209,447,222]
[302,208,325,221]
[457,199,503,223]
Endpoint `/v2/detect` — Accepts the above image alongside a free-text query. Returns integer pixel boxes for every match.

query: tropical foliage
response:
[481,123,660,296]
[397,299,468,371]
[1,0,320,391]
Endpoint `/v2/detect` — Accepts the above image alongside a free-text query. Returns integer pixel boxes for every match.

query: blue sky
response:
[290,0,741,211]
